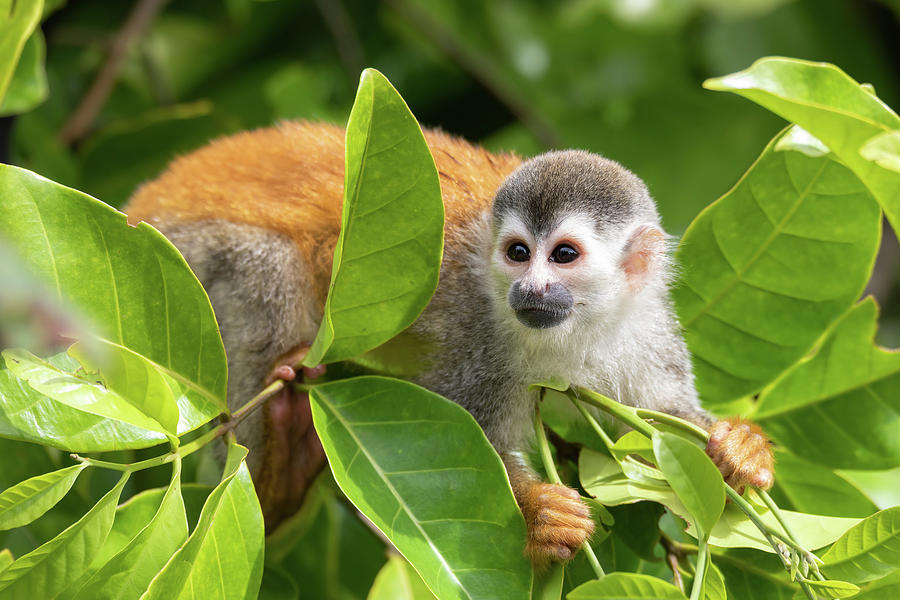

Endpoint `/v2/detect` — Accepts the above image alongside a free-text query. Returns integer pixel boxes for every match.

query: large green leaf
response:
[304,68,443,366]
[0,472,128,599]
[0,164,227,414]
[652,432,725,539]
[567,572,686,599]
[0,0,41,103]
[768,449,877,518]
[704,57,900,236]
[70,461,188,600]
[0,549,11,575]
[143,443,264,600]
[673,128,881,404]
[580,449,858,552]
[0,30,47,116]
[822,507,900,584]
[0,356,167,452]
[309,376,532,600]
[755,298,900,469]
[0,463,87,530]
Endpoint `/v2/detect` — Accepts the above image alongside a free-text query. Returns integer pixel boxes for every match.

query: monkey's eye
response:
[506,242,531,262]
[551,244,579,264]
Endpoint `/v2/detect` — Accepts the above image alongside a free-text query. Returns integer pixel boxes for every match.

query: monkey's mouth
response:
[515,308,570,329]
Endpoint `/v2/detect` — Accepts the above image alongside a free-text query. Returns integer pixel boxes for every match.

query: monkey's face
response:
[491,213,625,333]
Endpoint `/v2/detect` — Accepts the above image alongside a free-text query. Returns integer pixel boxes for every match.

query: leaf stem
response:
[70,451,174,472]
[533,402,605,579]
[634,408,710,442]
[571,386,656,438]
[689,539,709,600]
[72,378,289,473]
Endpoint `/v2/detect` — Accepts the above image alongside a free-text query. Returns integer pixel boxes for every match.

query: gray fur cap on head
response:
[491,150,660,237]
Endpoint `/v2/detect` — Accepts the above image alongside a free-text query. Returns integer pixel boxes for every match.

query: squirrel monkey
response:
[126,121,774,566]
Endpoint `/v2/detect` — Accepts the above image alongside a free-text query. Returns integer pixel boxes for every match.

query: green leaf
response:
[70,461,188,600]
[0,471,128,599]
[674,128,881,404]
[804,579,861,599]
[0,164,227,413]
[69,340,220,436]
[0,549,12,575]
[0,30,47,116]
[539,387,609,453]
[0,356,167,452]
[0,0,41,103]
[532,563,564,600]
[567,572,686,599]
[607,502,664,561]
[768,449,877,518]
[715,549,794,600]
[704,57,900,236]
[822,507,900,584]
[304,68,443,366]
[652,432,725,538]
[580,449,859,551]
[703,562,727,600]
[612,430,657,465]
[367,555,437,600]
[309,376,532,600]
[854,571,900,600]
[860,131,900,173]
[2,348,172,438]
[755,298,900,469]
[142,443,264,600]
[0,463,87,530]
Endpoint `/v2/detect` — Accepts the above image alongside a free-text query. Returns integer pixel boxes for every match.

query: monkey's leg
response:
[157,220,325,529]
[503,453,595,568]
[706,418,774,493]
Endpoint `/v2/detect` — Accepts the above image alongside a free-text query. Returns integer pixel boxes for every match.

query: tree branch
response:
[58,0,169,145]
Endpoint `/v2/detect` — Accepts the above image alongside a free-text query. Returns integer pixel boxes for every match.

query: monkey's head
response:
[490,150,670,340]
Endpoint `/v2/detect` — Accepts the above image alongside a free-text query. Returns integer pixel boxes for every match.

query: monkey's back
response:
[126,120,521,305]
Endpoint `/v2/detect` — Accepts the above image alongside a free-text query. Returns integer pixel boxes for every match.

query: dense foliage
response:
[1,2,899,600]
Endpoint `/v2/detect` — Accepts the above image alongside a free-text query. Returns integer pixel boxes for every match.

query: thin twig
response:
[58,0,169,145]
[313,0,364,81]
[384,0,561,149]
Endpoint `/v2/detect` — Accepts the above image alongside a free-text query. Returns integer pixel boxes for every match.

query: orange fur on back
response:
[126,121,522,303]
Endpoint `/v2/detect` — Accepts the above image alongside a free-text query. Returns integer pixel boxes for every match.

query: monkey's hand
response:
[518,482,595,568]
[706,418,774,494]
[256,347,327,533]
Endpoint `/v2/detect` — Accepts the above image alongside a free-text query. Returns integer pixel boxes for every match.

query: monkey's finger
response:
[536,506,594,529]
[707,419,733,452]
[302,363,327,380]
[526,540,575,562]
[265,364,297,385]
[529,526,593,548]
[533,486,591,518]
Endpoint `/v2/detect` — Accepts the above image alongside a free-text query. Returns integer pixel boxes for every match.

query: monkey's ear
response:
[621,225,666,294]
